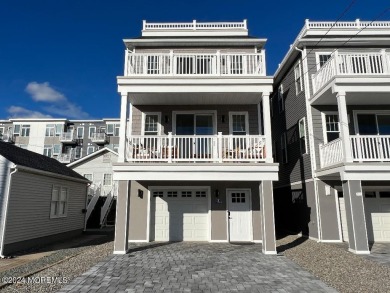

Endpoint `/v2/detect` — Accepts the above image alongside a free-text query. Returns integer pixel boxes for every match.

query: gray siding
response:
[271,55,312,188]
[131,104,260,135]
[0,156,11,248]
[4,171,87,245]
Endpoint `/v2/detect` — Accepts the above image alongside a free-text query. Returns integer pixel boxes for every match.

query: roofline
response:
[13,164,90,184]
[67,147,119,168]
[10,118,68,122]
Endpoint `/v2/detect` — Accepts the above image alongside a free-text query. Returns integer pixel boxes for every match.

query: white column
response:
[261,93,273,163]
[118,93,129,162]
[336,92,352,162]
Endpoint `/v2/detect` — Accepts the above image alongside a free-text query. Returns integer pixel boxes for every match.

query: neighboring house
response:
[272,19,390,254]
[67,147,118,228]
[0,141,89,256]
[113,20,278,255]
[0,118,120,164]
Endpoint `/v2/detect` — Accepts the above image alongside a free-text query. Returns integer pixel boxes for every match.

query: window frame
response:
[103,173,112,186]
[50,185,69,219]
[20,124,30,137]
[45,124,55,137]
[229,111,249,135]
[88,126,96,138]
[53,144,61,155]
[315,52,333,71]
[141,112,161,135]
[294,62,303,95]
[43,145,53,157]
[106,123,120,136]
[321,111,340,144]
[87,146,95,155]
[298,118,307,155]
[76,127,84,139]
[83,173,93,181]
[352,110,390,135]
[13,124,21,136]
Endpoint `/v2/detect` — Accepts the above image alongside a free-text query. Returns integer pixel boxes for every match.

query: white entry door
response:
[228,190,252,242]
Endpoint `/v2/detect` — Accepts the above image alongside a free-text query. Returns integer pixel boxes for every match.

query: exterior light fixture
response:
[138,189,144,198]
[215,189,220,198]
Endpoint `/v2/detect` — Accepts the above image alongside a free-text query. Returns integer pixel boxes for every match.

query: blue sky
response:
[0,0,389,119]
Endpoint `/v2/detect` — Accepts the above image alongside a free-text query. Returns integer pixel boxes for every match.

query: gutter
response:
[0,165,18,258]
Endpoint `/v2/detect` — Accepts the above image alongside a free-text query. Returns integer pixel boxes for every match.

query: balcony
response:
[0,131,14,143]
[312,50,390,94]
[319,136,390,168]
[124,52,266,77]
[59,131,76,144]
[91,132,108,144]
[57,152,75,164]
[126,134,266,163]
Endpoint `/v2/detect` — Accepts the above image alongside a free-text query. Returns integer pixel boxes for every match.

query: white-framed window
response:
[53,144,62,155]
[294,62,303,94]
[45,124,55,137]
[88,126,96,138]
[229,112,249,135]
[87,146,95,155]
[278,85,284,113]
[14,124,30,137]
[76,127,84,139]
[103,174,112,186]
[83,174,93,181]
[298,118,307,155]
[315,52,332,70]
[43,145,53,157]
[142,113,161,135]
[281,132,288,164]
[50,186,68,218]
[75,146,82,159]
[13,125,20,136]
[107,123,120,136]
[322,113,340,143]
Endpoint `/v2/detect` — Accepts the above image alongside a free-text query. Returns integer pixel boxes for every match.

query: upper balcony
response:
[57,151,75,164]
[91,132,109,144]
[311,50,390,104]
[59,131,77,144]
[0,131,15,143]
[124,52,266,77]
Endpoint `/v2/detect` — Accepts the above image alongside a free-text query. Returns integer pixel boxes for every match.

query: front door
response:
[228,190,252,242]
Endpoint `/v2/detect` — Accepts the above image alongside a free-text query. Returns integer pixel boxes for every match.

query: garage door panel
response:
[151,189,209,242]
[365,198,390,242]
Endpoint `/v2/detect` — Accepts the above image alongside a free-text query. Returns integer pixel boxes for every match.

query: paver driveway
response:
[58,242,337,293]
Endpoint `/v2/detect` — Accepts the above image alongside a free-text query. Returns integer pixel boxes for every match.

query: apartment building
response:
[0,118,120,163]
[113,20,278,254]
[272,19,390,254]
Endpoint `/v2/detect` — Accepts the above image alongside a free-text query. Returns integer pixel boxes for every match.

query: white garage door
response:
[364,193,390,242]
[150,189,209,241]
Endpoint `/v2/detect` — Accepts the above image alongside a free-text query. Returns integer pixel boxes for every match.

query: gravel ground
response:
[277,235,390,293]
[0,239,113,293]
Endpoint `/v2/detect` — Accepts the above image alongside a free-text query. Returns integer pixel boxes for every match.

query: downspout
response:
[294,47,322,242]
[0,165,18,258]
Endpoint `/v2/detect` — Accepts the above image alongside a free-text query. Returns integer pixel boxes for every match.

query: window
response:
[153,191,163,198]
[298,118,307,154]
[103,174,112,186]
[281,132,288,164]
[43,145,53,157]
[294,62,303,94]
[167,191,178,197]
[87,146,95,155]
[88,126,96,138]
[356,113,390,135]
[380,191,390,198]
[46,124,55,136]
[53,144,61,155]
[231,192,246,203]
[230,112,248,135]
[181,191,192,197]
[13,125,20,136]
[50,186,68,218]
[316,53,332,70]
[365,191,376,198]
[107,123,120,136]
[144,114,159,135]
[278,85,284,113]
[324,114,340,143]
[77,127,84,139]
[195,191,206,198]
[83,174,93,181]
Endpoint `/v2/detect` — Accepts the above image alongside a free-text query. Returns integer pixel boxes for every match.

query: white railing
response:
[125,52,265,76]
[351,135,390,162]
[319,138,344,168]
[306,20,390,29]
[90,132,108,143]
[86,183,102,223]
[57,152,75,163]
[59,131,75,142]
[143,20,247,30]
[312,50,390,93]
[100,181,118,227]
[126,133,267,163]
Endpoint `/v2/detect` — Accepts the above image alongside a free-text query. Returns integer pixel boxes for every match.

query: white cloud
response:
[7,106,53,118]
[24,81,91,119]
[25,82,66,102]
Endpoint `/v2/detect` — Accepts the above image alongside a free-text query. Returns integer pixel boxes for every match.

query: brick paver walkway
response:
[58,242,337,293]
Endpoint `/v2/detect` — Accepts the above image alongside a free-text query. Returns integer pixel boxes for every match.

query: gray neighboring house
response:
[0,141,89,256]
[272,19,390,254]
